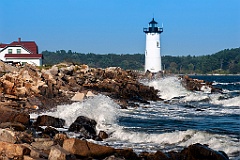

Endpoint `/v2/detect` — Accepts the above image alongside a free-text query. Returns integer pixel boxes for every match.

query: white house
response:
[0,38,43,66]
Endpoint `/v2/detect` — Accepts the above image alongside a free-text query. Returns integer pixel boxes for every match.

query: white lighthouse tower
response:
[143,18,163,72]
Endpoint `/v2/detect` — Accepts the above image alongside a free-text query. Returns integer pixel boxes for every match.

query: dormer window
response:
[17,49,21,54]
[8,49,12,54]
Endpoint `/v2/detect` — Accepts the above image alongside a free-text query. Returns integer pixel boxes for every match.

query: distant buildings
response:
[0,38,43,66]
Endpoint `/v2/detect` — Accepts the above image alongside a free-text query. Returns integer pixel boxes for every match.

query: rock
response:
[0,60,18,73]
[104,155,125,160]
[180,143,229,160]
[26,96,43,109]
[98,130,109,140]
[49,65,59,76]
[43,126,59,138]
[0,106,30,125]
[23,155,47,160]
[0,122,26,131]
[180,75,222,93]
[49,145,74,160]
[0,128,33,144]
[54,133,68,147]
[22,143,48,159]
[115,148,139,160]
[71,92,85,101]
[17,131,34,144]
[0,128,17,143]
[68,116,97,139]
[63,138,115,159]
[2,79,14,94]
[86,90,95,97]
[152,150,169,160]
[59,65,74,75]
[34,115,65,128]
[31,140,55,151]
[0,141,30,159]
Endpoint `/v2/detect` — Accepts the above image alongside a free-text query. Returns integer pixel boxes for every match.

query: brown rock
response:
[0,122,26,131]
[22,143,48,159]
[54,133,68,147]
[17,131,34,144]
[115,148,139,160]
[3,80,14,94]
[49,145,74,160]
[0,141,30,159]
[0,128,17,143]
[34,115,65,128]
[152,150,169,160]
[98,130,109,140]
[71,92,85,101]
[0,106,30,125]
[180,143,229,160]
[31,140,55,151]
[63,138,115,159]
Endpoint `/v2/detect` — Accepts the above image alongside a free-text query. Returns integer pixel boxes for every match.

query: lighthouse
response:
[143,18,163,72]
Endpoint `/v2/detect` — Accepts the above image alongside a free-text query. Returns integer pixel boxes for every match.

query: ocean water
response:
[31,75,240,159]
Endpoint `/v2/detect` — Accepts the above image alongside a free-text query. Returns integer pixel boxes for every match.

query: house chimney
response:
[18,38,21,42]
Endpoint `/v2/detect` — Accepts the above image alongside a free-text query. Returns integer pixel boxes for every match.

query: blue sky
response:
[1,0,239,56]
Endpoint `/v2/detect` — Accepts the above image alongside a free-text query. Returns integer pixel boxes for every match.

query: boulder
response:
[31,140,55,151]
[115,148,139,160]
[49,145,74,160]
[0,106,30,125]
[63,138,115,159]
[43,126,59,138]
[0,141,30,159]
[98,130,109,140]
[71,92,85,101]
[0,122,26,131]
[2,79,14,94]
[180,143,229,160]
[54,133,68,147]
[34,115,65,128]
[49,65,59,76]
[68,116,97,139]
[0,128,17,143]
[86,90,95,97]
[180,75,222,93]
[22,143,48,159]
[104,155,125,160]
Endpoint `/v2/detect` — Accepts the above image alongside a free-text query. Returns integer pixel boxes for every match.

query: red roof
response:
[0,44,8,48]
[10,41,38,54]
[5,54,42,59]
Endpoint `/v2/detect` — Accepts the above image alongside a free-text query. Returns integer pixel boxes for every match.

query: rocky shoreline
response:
[0,61,229,159]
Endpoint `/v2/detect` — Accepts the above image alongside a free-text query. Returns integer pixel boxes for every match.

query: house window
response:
[8,49,12,54]
[17,49,21,54]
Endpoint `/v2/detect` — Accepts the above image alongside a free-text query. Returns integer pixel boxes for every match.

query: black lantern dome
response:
[143,18,163,33]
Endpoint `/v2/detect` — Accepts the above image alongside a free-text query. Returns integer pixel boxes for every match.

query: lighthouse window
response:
[157,42,160,47]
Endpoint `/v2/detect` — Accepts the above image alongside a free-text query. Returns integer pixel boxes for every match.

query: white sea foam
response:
[105,128,239,158]
[142,76,189,100]
[213,81,240,86]
[211,96,240,107]
[30,95,120,130]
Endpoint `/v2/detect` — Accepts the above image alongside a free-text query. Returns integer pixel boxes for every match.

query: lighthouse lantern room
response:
[143,18,163,73]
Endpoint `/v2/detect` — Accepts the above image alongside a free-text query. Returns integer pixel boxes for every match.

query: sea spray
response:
[141,76,190,100]
[31,94,120,130]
